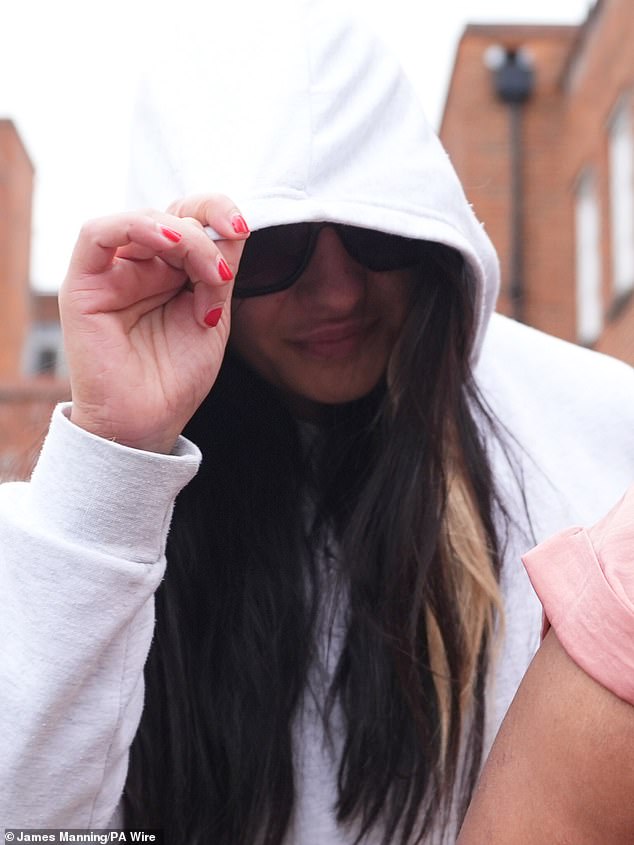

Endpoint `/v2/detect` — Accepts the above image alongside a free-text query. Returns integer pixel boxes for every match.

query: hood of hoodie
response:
[129,0,500,360]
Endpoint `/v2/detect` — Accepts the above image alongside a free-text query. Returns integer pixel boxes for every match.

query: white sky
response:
[2,0,593,292]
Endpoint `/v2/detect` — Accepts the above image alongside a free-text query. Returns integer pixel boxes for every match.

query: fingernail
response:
[231,214,250,235]
[218,258,233,281]
[204,307,223,328]
[159,225,182,243]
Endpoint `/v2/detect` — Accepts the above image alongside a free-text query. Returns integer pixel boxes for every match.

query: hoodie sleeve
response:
[0,405,201,828]
[523,485,634,706]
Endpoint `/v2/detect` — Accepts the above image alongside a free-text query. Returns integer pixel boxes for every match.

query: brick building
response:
[0,119,33,380]
[0,120,68,479]
[440,0,634,364]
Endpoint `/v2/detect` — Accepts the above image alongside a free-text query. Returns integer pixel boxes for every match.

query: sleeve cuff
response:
[27,404,201,562]
[523,509,634,706]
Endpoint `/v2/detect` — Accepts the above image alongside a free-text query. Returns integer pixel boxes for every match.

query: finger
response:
[100,209,237,294]
[167,193,250,240]
[164,196,250,280]
[179,215,205,231]
[192,280,232,331]
[147,211,245,290]
[115,218,202,261]
[115,243,158,261]
[67,213,185,277]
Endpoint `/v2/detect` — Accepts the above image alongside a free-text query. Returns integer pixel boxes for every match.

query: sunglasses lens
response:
[235,224,312,296]
[233,223,423,297]
[339,226,423,271]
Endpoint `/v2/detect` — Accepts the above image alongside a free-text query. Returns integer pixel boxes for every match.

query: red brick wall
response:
[32,293,60,324]
[441,26,578,336]
[521,31,578,340]
[0,121,33,379]
[0,379,70,480]
[561,0,634,362]
[0,123,68,478]
[440,0,634,366]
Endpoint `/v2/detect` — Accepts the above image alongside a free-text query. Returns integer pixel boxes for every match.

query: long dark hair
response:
[125,242,513,844]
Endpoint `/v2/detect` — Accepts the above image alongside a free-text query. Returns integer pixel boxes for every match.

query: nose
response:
[293,226,367,313]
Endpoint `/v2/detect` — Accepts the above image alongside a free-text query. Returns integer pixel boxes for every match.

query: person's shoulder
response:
[477,313,634,412]
[475,314,634,483]
[475,314,634,528]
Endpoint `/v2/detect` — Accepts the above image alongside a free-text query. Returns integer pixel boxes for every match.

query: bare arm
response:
[458,629,634,844]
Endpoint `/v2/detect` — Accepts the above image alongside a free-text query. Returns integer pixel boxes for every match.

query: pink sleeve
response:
[522,486,634,706]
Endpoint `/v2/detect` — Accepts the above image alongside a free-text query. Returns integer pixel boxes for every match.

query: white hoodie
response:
[1,0,633,841]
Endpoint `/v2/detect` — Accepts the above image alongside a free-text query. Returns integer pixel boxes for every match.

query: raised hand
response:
[59,196,249,453]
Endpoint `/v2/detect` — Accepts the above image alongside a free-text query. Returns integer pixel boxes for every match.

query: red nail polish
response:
[204,307,223,328]
[160,226,182,243]
[231,215,250,235]
[218,258,233,281]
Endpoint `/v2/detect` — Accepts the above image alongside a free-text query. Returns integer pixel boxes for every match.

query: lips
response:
[290,320,372,360]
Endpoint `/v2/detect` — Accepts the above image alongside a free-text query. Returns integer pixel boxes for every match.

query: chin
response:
[307,372,380,402]
[281,372,385,418]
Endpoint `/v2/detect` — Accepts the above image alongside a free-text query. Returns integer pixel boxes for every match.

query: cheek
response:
[229,298,285,373]
[374,271,416,328]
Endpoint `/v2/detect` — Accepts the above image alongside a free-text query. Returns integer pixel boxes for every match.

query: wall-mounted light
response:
[492,48,535,104]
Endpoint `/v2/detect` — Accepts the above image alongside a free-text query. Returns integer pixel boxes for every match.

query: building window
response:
[575,169,603,345]
[22,322,65,377]
[36,347,58,375]
[608,96,634,301]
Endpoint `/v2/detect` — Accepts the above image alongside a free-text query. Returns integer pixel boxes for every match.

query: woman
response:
[1,2,633,842]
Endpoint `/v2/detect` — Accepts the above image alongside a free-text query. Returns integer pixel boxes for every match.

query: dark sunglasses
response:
[233,222,425,298]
